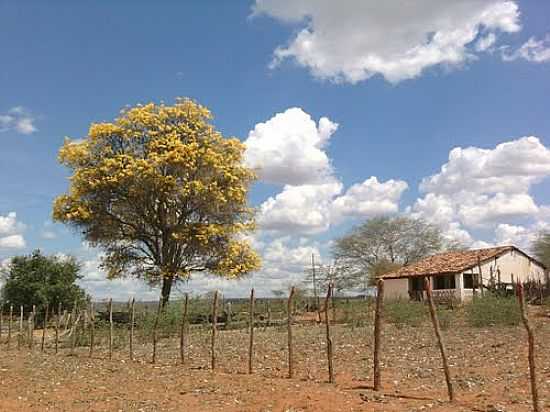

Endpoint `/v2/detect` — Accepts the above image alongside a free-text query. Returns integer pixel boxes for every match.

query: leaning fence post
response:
[179,294,189,364]
[374,279,384,391]
[89,302,95,358]
[424,277,454,402]
[41,302,49,352]
[325,283,335,383]
[7,304,13,350]
[129,297,135,360]
[516,283,541,412]
[211,290,219,370]
[248,288,255,374]
[287,286,296,379]
[152,299,161,364]
[108,298,113,360]
[55,303,61,354]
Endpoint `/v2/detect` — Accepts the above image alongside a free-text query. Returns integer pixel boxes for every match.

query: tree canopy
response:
[53,98,261,305]
[532,232,550,269]
[332,216,449,289]
[1,250,86,314]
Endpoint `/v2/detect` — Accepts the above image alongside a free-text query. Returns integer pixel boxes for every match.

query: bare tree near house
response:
[532,233,550,290]
[332,216,456,288]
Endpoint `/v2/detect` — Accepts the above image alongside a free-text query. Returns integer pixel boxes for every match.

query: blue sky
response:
[1,0,550,299]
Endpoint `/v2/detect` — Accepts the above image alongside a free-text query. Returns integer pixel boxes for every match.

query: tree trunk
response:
[160,276,174,308]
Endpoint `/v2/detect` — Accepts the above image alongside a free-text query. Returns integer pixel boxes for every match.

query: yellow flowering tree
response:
[53,98,261,306]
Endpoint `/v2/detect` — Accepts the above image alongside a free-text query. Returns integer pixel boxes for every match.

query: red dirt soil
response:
[0,312,549,411]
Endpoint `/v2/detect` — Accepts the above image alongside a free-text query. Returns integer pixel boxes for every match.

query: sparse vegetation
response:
[384,299,428,328]
[465,294,521,327]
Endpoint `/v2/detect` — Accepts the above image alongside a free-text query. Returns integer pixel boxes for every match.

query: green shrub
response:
[384,299,427,328]
[465,294,520,327]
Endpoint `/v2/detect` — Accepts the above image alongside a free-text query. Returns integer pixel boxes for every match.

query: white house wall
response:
[384,278,409,300]
[476,249,546,286]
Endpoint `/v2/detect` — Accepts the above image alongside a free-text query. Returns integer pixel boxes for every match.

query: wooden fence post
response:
[71,310,79,355]
[178,294,188,364]
[179,294,188,365]
[129,297,135,360]
[18,305,23,350]
[287,286,296,379]
[41,302,49,352]
[516,283,540,412]
[63,310,69,332]
[55,303,61,354]
[8,304,13,350]
[374,279,384,391]
[265,302,271,331]
[70,299,77,330]
[152,299,161,364]
[211,290,219,371]
[424,277,454,402]
[89,302,95,358]
[0,302,3,344]
[331,284,336,324]
[248,288,255,374]
[108,298,113,360]
[325,283,335,383]
[28,305,36,350]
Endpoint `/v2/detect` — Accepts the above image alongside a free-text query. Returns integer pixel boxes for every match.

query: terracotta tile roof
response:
[381,246,522,279]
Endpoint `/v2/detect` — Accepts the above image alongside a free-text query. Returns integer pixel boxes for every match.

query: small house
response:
[380,246,547,302]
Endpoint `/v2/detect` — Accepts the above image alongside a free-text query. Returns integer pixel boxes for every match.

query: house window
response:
[433,275,456,290]
[463,273,474,289]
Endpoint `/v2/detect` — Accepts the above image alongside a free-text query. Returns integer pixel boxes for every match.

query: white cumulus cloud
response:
[253,0,521,84]
[412,136,550,248]
[257,180,343,234]
[0,212,26,250]
[244,107,338,185]
[420,137,550,195]
[494,223,536,249]
[0,234,26,249]
[332,176,408,220]
[248,108,408,235]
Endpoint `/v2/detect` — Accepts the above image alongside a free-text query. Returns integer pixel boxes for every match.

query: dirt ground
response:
[0,312,549,411]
